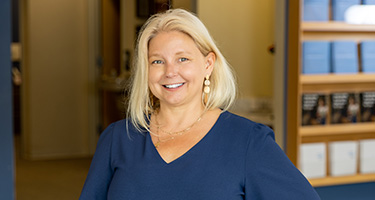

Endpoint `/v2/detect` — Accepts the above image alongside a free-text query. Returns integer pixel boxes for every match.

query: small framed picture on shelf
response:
[137,0,172,19]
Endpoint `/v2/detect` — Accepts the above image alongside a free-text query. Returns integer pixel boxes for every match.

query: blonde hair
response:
[127,8,236,132]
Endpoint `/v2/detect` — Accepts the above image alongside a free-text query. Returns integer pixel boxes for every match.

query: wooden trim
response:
[302,32,375,41]
[301,22,375,40]
[300,123,375,137]
[285,0,301,166]
[309,174,375,187]
[300,74,375,85]
[302,22,375,33]
[101,0,122,128]
[101,0,121,76]
[300,74,375,93]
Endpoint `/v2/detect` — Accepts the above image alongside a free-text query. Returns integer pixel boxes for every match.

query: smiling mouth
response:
[164,83,184,89]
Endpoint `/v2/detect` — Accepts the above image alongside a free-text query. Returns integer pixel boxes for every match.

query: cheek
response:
[148,79,159,98]
[182,63,206,79]
[148,68,164,97]
[148,67,161,83]
[189,68,206,84]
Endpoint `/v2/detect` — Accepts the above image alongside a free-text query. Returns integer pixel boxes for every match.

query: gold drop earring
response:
[204,75,210,104]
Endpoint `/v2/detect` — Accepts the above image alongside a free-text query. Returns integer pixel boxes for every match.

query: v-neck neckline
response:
[148,111,225,165]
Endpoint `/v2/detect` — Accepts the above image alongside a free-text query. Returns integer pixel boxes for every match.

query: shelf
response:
[300,123,375,137]
[309,174,375,187]
[300,74,375,93]
[301,22,375,40]
[301,74,375,84]
[302,22,375,32]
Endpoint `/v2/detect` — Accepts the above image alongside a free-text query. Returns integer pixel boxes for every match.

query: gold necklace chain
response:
[154,110,206,148]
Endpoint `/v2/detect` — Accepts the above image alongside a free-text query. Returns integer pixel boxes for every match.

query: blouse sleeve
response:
[79,123,115,200]
[244,124,321,200]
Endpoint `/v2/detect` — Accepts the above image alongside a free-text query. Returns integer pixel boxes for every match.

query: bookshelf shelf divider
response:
[309,174,375,187]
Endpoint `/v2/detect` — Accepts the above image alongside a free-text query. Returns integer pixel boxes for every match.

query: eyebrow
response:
[148,50,193,58]
[148,53,161,58]
[175,51,193,56]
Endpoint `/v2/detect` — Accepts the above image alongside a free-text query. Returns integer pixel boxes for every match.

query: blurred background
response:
[1,0,375,199]
[5,1,276,199]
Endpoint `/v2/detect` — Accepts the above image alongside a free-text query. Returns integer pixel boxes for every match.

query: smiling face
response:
[148,31,215,109]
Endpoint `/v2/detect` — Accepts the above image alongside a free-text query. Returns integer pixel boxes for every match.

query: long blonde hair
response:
[127,9,237,132]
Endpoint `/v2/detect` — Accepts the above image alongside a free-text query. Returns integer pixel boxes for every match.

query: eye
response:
[151,60,163,64]
[178,57,189,62]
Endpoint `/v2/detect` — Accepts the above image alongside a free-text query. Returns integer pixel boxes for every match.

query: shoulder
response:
[99,119,145,143]
[109,119,130,132]
[219,111,274,140]
[106,118,146,134]
[211,111,275,154]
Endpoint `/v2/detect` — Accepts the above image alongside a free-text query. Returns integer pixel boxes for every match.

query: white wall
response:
[197,0,275,98]
[21,0,91,159]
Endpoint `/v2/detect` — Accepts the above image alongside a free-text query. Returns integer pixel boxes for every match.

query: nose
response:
[165,61,178,78]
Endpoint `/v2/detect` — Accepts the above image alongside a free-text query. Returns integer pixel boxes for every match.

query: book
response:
[303,0,330,21]
[332,0,361,21]
[360,41,375,73]
[331,41,359,73]
[329,141,358,176]
[299,143,327,178]
[360,92,375,122]
[362,0,375,4]
[359,139,375,174]
[331,93,360,124]
[302,41,330,74]
[302,94,329,125]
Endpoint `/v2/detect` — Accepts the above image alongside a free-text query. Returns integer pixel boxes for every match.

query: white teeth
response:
[164,83,183,89]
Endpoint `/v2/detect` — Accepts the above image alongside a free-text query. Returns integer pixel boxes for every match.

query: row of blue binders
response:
[304,0,375,21]
[302,40,375,74]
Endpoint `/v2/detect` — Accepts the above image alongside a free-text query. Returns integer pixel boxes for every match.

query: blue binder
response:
[303,0,329,21]
[362,0,375,4]
[302,41,331,74]
[331,41,359,73]
[332,0,361,21]
[361,41,375,73]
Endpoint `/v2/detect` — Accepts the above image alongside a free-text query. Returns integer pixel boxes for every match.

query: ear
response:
[204,52,216,75]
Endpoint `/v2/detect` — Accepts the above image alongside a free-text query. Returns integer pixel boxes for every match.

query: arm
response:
[244,124,320,200]
[79,123,115,200]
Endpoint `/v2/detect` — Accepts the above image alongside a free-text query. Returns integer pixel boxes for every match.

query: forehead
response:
[148,31,199,53]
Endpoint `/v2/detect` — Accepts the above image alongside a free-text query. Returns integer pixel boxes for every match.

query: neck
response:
[156,103,206,131]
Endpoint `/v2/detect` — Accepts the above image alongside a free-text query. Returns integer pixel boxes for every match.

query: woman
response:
[80,9,320,199]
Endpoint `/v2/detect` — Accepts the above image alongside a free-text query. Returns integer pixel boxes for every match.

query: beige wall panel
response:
[197,0,275,97]
[22,0,90,159]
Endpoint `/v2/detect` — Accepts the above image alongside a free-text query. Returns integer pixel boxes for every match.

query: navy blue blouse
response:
[80,111,320,199]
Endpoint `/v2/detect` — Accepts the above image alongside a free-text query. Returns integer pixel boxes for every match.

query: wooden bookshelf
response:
[286,1,375,187]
